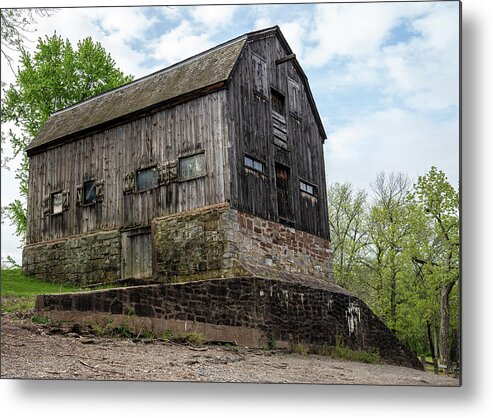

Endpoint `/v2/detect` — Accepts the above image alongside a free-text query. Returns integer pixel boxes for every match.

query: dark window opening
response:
[300,180,318,196]
[179,152,206,180]
[244,155,265,173]
[51,191,63,215]
[271,88,285,116]
[136,166,158,192]
[83,180,97,205]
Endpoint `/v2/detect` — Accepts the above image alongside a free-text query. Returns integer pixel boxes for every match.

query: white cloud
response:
[302,2,437,67]
[325,108,459,191]
[189,5,238,31]
[151,21,215,66]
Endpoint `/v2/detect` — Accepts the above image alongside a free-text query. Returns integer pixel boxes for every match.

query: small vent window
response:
[244,156,265,173]
[51,192,63,215]
[136,166,158,192]
[179,152,206,180]
[300,180,317,196]
[83,180,97,205]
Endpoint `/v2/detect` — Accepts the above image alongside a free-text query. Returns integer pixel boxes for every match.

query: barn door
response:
[275,163,294,222]
[122,227,153,279]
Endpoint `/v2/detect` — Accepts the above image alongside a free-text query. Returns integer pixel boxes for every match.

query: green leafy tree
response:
[407,167,459,365]
[366,172,411,333]
[1,34,134,241]
[327,183,369,293]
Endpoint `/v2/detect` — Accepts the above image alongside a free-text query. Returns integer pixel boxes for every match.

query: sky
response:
[0,0,460,263]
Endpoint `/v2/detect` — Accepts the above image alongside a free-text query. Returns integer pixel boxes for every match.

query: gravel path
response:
[1,313,459,386]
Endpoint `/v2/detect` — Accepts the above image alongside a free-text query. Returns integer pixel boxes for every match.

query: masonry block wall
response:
[22,230,121,285]
[35,277,421,369]
[152,204,333,284]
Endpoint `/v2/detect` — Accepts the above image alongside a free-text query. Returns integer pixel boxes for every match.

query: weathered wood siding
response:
[27,91,230,244]
[227,34,329,239]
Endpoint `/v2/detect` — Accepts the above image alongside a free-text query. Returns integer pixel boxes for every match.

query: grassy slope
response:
[1,268,79,312]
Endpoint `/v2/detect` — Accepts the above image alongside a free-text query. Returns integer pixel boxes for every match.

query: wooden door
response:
[122,228,152,279]
[275,163,294,222]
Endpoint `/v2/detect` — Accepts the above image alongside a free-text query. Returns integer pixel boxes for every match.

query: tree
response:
[367,172,411,332]
[1,8,57,71]
[407,167,459,365]
[327,183,369,293]
[1,34,134,241]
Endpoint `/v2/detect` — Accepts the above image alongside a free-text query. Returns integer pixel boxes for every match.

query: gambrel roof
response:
[27,26,326,155]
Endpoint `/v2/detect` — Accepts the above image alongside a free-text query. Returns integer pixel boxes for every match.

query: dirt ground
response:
[1,312,459,386]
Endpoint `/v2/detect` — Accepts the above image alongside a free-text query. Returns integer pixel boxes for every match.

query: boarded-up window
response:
[179,152,206,180]
[244,155,265,173]
[51,192,63,215]
[83,180,97,205]
[252,53,268,96]
[288,78,301,116]
[136,166,158,192]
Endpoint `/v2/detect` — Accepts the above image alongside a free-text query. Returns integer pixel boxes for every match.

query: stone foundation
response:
[152,203,333,285]
[22,230,121,285]
[23,204,332,287]
[35,277,421,369]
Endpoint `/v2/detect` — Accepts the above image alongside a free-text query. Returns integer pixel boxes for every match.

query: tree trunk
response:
[439,282,455,365]
[427,320,435,358]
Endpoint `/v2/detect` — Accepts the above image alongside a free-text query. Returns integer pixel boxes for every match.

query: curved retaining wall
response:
[35,276,422,369]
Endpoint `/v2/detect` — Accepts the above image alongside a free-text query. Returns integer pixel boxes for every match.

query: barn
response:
[27,26,422,368]
[23,26,332,287]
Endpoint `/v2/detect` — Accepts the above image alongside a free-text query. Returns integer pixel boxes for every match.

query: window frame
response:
[135,165,159,193]
[178,151,207,182]
[299,179,318,197]
[244,155,267,175]
[51,191,64,215]
[82,179,97,206]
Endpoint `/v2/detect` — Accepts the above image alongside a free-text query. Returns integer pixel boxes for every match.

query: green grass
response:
[1,268,80,313]
[320,336,380,364]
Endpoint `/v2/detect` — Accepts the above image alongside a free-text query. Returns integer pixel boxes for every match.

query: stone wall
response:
[36,277,421,369]
[22,230,121,285]
[152,204,333,285]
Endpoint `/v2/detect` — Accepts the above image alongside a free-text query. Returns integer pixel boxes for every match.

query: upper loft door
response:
[275,163,294,224]
[122,227,153,279]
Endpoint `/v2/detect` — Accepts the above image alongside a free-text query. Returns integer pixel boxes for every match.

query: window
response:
[300,180,317,196]
[244,155,265,173]
[271,88,285,115]
[288,78,301,117]
[83,180,97,205]
[51,192,63,215]
[136,166,158,192]
[179,152,206,180]
[251,53,267,96]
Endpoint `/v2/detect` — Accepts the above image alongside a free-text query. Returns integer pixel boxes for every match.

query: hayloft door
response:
[275,163,294,223]
[122,227,153,279]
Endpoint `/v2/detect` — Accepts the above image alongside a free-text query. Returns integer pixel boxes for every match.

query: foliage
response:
[289,343,308,355]
[1,33,133,241]
[30,315,51,324]
[327,167,459,363]
[0,8,57,71]
[321,336,380,364]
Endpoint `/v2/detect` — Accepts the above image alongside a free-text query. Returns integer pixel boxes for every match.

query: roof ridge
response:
[52,33,250,117]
